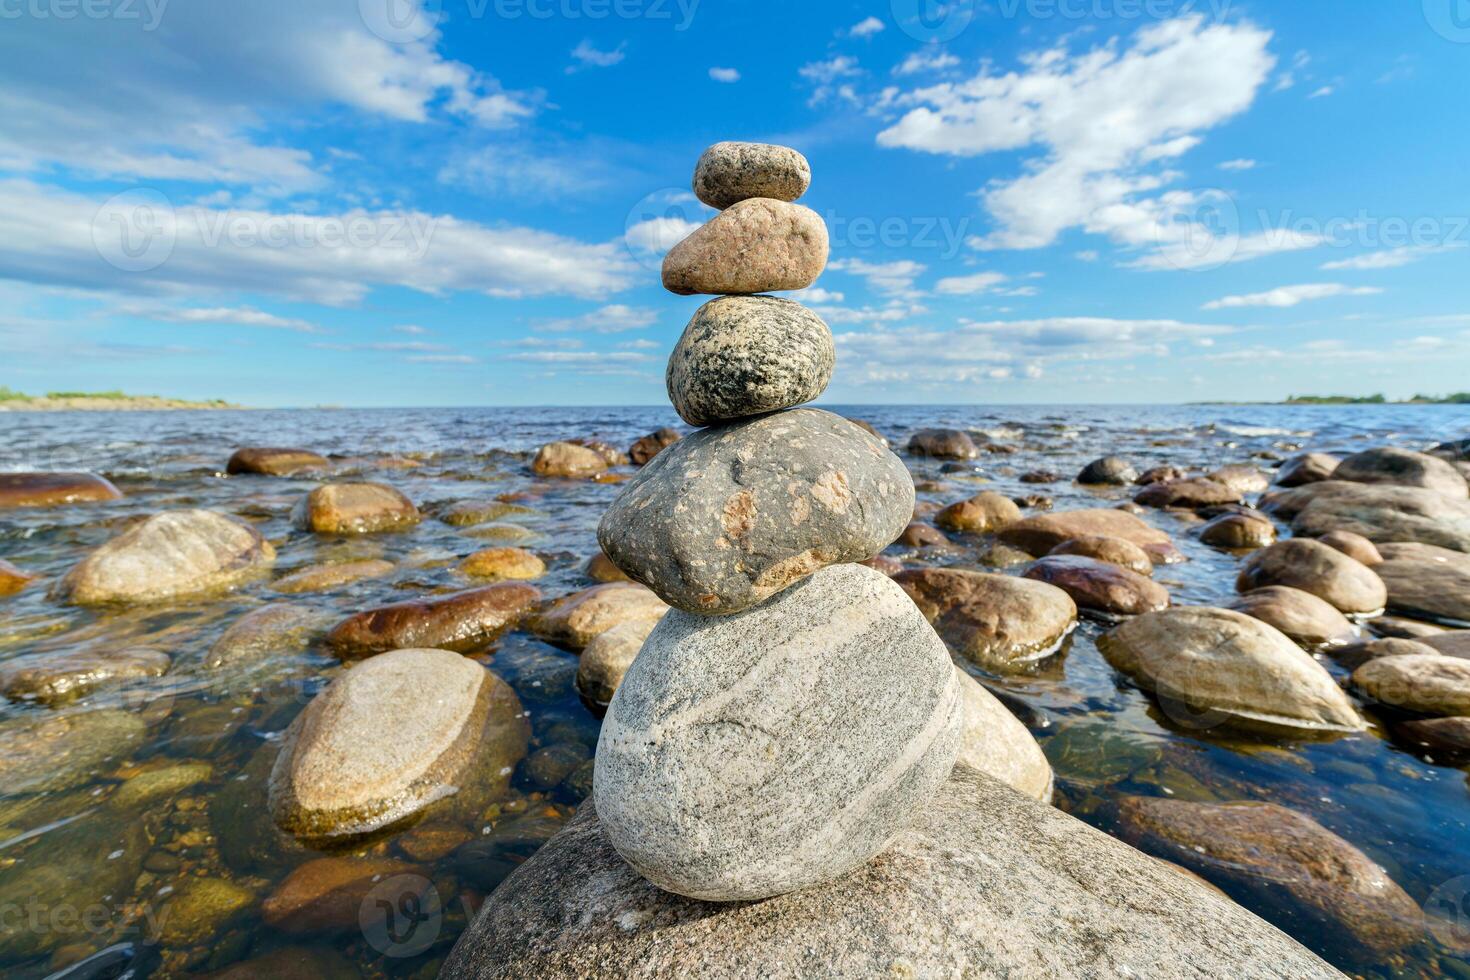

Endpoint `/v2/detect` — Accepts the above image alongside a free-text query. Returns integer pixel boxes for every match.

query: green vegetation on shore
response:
[1285,393,1470,405]
[0,386,238,410]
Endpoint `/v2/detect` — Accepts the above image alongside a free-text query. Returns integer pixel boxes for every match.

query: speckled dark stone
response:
[597,409,914,615]
[693,141,811,210]
[666,296,834,426]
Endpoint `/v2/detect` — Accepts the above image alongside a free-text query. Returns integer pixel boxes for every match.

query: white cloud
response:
[437,141,620,200]
[0,0,536,193]
[1321,246,1457,271]
[935,271,1008,295]
[850,16,886,38]
[408,354,477,364]
[1202,283,1383,310]
[895,49,960,75]
[709,67,741,83]
[828,258,927,297]
[124,305,321,333]
[1218,158,1257,171]
[876,17,1275,263]
[534,305,659,334]
[569,40,627,72]
[789,287,846,304]
[506,350,654,364]
[1308,85,1335,99]
[393,324,427,335]
[624,216,703,257]
[800,56,863,106]
[0,180,637,306]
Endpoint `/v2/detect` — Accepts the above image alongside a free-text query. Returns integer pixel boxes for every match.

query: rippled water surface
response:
[2,404,1469,979]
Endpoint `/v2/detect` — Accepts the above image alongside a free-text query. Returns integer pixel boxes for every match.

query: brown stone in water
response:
[936,492,1022,534]
[1048,536,1154,576]
[998,508,1179,564]
[227,447,328,476]
[0,558,35,596]
[326,583,540,657]
[292,483,420,534]
[1023,555,1169,618]
[0,472,122,509]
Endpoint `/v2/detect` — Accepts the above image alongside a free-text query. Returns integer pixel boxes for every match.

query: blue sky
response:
[0,0,1466,406]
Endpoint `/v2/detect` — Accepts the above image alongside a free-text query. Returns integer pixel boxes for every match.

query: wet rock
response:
[1014,493,1053,510]
[570,439,630,468]
[1370,615,1447,640]
[1208,464,1270,494]
[666,295,834,426]
[953,667,1052,802]
[1237,539,1387,617]
[998,507,1179,564]
[442,766,1338,980]
[576,617,659,709]
[2,710,148,796]
[594,564,960,901]
[629,428,681,466]
[584,550,631,583]
[199,945,360,980]
[693,141,811,209]
[1098,607,1364,735]
[0,471,122,509]
[1020,470,1060,484]
[262,856,425,934]
[1276,453,1340,487]
[461,546,546,581]
[226,448,327,476]
[531,442,608,479]
[1199,512,1276,550]
[662,198,828,295]
[156,878,255,946]
[57,509,275,604]
[1078,456,1138,485]
[1229,586,1358,650]
[1397,716,1470,752]
[1318,529,1383,565]
[1335,446,1468,498]
[598,410,913,615]
[0,646,169,705]
[0,806,147,959]
[1023,555,1170,618]
[291,482,420,534]
[1422,631,1470,659]
[452,805,571,892]
[326,583,540,658]
[206,603,328,670]
[1352,653,1470,716]
[397,825,475,863]
[1111,796,1421,960]
[1135,478,1243,509]
[110,761,212,809]
[0,558,35,596]
[896,567,1077,672]
[1048,535,1153,576]
[1377,540,1468,564]
[1376,557,1470,625]
[860,554,903,576]
[1276,481,1470,551]
[439,500,536,527]
[270,649,528,838]
[524,742,592,790]
[906,428,978,459]
[935,491,1021,533]
[529,582,669,651]
[897,522,946,547]
[1136,465,1188,485]
[272,558,394,593]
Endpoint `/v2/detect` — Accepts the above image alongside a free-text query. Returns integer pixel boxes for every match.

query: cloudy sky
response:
[1,0,1466,406]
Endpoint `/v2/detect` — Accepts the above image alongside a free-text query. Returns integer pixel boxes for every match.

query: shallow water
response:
[1,404,1469,978]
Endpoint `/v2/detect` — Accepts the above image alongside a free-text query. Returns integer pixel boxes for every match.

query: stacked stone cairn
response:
[593,142,965,902]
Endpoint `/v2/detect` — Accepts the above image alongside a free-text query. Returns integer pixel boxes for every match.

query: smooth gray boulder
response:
[1375,557,1470,625]
[441,766,1340,979]
[1099,607,1364,736]
[598,409,914,615]
[593,564,961,902]
[1334,446,1468,498]
[1276,452,1341,487]
[953,667,1053,801]
[666,295,833,426]
[269,649,528,839]
[1269,481,1470,552]
[56,509,275,604]
[693,141,811,210]
[1237,539,1387,617]
[1078,456,1138,485]
[1229,586,1358,650]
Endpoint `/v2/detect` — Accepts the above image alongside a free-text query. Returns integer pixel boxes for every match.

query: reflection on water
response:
[0,404,1468,978]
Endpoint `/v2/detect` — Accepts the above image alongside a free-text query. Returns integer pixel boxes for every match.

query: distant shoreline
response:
[0,394,243,412]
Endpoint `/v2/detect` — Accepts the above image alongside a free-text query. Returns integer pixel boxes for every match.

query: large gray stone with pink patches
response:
[596,409,914,615]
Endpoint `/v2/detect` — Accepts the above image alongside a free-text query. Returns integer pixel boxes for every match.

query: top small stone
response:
[693,142,811,210]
